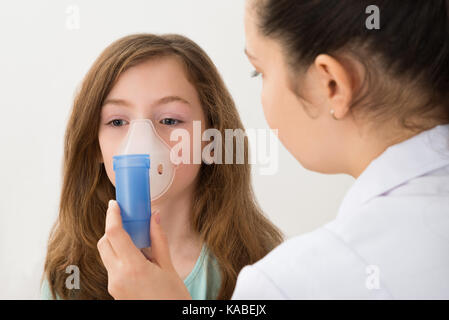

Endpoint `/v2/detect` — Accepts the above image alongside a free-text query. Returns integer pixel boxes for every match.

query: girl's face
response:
[244,2,353,174]
[98,56,206,204]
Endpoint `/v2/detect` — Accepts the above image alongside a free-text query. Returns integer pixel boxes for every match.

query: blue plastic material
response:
[113,154,151,248]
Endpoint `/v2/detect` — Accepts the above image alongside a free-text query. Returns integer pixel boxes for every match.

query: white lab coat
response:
[232,124,449,299]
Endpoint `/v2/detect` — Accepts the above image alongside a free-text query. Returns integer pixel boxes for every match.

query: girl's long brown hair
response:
[42,33,283,300]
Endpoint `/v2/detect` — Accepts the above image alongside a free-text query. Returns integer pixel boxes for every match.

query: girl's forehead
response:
[103,57,200,110]
[112,57,190,91]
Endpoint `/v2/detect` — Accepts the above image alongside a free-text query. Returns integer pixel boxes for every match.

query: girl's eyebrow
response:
[102,95,191,108]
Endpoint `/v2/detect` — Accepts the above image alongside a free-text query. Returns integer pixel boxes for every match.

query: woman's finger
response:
[105,200,145,265]
[141,247,154,262]
[97,235,117,271]
[150,211,175,271]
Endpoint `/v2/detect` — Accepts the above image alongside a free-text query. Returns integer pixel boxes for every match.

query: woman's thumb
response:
[150,211,174,271]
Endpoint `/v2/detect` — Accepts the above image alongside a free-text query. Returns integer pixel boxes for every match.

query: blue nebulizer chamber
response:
[113,119,175,249]
[113,154,151,248]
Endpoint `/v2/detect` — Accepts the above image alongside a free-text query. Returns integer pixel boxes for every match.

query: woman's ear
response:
[313,54,354,120]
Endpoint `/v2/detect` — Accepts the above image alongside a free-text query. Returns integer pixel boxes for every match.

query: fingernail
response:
[108,200,114,209]
[154,212,160,224]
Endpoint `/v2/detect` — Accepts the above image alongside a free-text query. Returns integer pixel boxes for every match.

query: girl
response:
[100,0,449,299]
[40,33,283,300]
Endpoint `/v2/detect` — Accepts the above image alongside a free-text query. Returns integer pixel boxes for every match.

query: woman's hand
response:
[97,200,192,300]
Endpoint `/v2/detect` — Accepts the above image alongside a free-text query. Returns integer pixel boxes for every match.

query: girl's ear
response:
[313,54,354,120]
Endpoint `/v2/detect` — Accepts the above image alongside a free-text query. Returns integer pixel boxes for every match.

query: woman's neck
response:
[347,123,426,179]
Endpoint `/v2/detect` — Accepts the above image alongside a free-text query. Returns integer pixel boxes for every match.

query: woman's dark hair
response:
[253,0,449,130]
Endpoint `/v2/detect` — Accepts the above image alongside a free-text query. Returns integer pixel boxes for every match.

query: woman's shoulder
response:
[233,226,390,299]
[253,226,357,270]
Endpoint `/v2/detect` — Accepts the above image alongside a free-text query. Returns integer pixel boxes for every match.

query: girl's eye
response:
[107,119,128,127]
[160,118,182,126]
[251,70,261,78]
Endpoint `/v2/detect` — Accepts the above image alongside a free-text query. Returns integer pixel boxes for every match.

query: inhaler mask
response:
[115,119,176,200]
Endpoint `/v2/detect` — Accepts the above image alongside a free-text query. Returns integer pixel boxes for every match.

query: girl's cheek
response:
[171,162,201,189]
[156,123,187,146]
[158,129,176,147]
[100,131,118,154]
[99,131,120,182]
[162,123,196,151]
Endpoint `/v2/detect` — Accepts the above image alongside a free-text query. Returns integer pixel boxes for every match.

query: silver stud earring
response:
[330,109,338,120]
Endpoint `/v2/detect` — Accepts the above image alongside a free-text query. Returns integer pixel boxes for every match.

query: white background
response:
[0,0,354,299]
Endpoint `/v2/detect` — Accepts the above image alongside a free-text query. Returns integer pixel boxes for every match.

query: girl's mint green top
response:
[41,244,221,300]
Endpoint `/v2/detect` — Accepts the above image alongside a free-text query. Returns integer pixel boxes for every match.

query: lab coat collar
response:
[337,123,449,220]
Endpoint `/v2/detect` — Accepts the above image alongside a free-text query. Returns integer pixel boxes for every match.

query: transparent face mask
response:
[115,119,176,200]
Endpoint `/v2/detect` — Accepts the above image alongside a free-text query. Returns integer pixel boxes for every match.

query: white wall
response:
[0,0,354,299]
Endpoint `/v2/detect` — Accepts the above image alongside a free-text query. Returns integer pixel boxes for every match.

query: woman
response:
[40,33,283,300]
[98,0,449,299]
[232,0,449,298]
